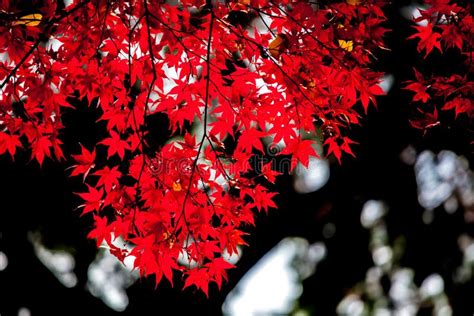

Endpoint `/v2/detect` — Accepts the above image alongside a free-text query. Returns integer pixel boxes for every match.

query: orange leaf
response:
[12,13,43,27]
[268,34,288,59]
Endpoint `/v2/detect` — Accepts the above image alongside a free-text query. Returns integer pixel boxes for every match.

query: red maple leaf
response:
[207,258,234,289]
[31,136,52,166]
[443,97,473,118]
[325,137,357,164]
[0,133,22,158]
[70,145,96,181]
[99,130,130,159]
[243,185,277,213]
[76,185,104,215]
[94,166,121,192]
[287,139,318,170]
[409,108,440,132]
[0,0,399,295]
[440,24,464,50]
[404,69,430,103]
[261,162,281,184]
[87,215,111,247]
[236,128,265,153]
[184,268,211,297]
[408,24,442,57]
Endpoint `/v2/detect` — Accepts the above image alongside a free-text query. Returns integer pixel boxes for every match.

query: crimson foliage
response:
[0,0,471,294]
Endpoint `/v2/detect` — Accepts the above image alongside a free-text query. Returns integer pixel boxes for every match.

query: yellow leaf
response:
[338,39,354,52]
[306,79,316,88]
[12,13,43,27]
[234,41,244,51]
[172,182,182,192]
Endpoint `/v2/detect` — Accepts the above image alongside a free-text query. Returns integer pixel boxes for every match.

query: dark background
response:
[1,1,473,315]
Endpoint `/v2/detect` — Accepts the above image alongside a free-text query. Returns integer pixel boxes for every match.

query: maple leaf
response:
[443,97,473,118]
[440,24,464,50]
[404,68,430,103]
[172,182,182,192]
[70,145,96,181]
[99,130,130,159]
[219,226,248,256]
[76,185,104,215]
[243,185,277,213]
[287,139,318,171]
[268,34,288,59]
[130,235,161,279]
[184,268,211,297]
[0,133,22,158]
[236,128,265,153]
[207,258,234,289]
[408,24,442,57]
[404,83,430,103]
[340,137,357,158]
[157,252,179,286]
[0,0,398,294]
[409,108,440,132]
[87,215,111,247]
[94,166,121,192]
[31,136,52,166]
[209,116,234,139]
[99,107,129,133]
[12,13,43,27]
[338,39,354,52]
[403,82,430,103]
[200,241,221,260]
[261,162,281,184]
[360,83,385,112]
[52,138,65,161]
[324,137,357,164]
